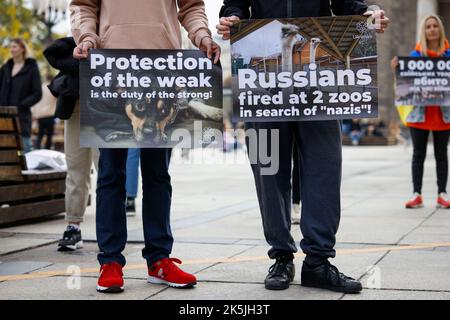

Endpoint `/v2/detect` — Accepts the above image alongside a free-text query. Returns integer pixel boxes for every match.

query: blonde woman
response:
[0,38,42,152]
[393,15,450,209]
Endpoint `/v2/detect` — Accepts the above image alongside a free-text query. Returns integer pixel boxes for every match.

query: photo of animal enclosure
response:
[230,15,378,122]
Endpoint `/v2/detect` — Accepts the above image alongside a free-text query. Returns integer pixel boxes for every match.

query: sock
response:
[68,224,80,231]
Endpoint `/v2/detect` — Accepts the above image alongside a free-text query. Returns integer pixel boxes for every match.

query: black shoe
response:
[264,257,295,290]
[58,225,83,251]
[301,260,362,294]
[126,197,136,215]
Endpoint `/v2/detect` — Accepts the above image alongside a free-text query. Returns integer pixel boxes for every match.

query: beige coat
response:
[31,83,57,119]
[69,0,211,50]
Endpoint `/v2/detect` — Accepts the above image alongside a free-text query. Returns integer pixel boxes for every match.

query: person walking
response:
[392,15,450,209]
[218,0,390,293]
[70,0,220,293]
[0,38,42,153]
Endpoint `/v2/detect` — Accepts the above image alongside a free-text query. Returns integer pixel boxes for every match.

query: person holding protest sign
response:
[218,0,389,293]
[392,15,450,209]
[70,0,220,293]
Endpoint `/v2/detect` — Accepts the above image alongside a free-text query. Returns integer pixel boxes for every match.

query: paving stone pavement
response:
[1,145,450,300]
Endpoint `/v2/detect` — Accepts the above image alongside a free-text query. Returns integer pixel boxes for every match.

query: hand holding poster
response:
[79,50,223,148]
[230,16,378,122]
[395,57,450,107]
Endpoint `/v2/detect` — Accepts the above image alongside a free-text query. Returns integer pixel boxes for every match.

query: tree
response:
[0,0,49,66]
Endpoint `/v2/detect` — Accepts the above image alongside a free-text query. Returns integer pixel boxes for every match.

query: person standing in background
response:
[392,15,450,209]
[0,38,42,153]
[349,119,364,146]
[126,148,141,216]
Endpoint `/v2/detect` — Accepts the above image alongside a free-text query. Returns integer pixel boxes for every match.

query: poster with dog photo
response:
[79,49,223,148]
[230,15,378,122]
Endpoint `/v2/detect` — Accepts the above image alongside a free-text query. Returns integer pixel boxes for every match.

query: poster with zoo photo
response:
[79,49,223,148]
[230,15,378,122]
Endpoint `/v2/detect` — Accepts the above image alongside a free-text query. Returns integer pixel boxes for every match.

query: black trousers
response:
[35,117,55,149]
[292,142,301,205]
[410,127,450,194]
[246,120,342,264]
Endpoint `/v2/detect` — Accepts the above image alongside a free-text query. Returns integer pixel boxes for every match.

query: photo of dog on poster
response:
[79,50,223,148]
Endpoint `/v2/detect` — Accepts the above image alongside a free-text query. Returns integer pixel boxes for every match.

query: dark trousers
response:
[410,127,450,194]
[292,142,301,205]
[96,148,173,267]
[246,120,342,264]
[35,117,55,149]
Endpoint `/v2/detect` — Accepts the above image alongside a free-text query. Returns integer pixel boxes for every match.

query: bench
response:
[0,107,67,226]
[342,135,398,146]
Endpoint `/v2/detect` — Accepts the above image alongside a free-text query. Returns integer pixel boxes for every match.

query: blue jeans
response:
[126,149,140,198]
[96,148,173,267]
[22,137,32,153]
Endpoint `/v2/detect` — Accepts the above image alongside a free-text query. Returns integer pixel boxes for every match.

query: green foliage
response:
[0,0,58,73]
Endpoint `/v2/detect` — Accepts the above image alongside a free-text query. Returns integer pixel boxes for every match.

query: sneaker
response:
[57,225,83,251]
[301,260,362,294]
[405,193,424,209]
[264,256,295,290]
[126,197,136,217]
[437,193,450,208]
[148,258,197,288]
[291,203,300,225]
[97,262,124,293]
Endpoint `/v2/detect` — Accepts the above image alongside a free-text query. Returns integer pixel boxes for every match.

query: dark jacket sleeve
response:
[0,65,4,94]
[20,61,42,108]
[44,38,79,74]
[219,0,251,19]
[331,0,368,15]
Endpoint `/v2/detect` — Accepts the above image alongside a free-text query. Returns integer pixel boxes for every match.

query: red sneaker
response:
[437,193,450,208]
[148,258,197,288]
[405,193,423,208]
[97,262,124,293]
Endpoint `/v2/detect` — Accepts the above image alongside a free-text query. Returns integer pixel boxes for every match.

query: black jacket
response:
[0,58,42,137]
[220,0,368,19]
[44,37,79,120]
